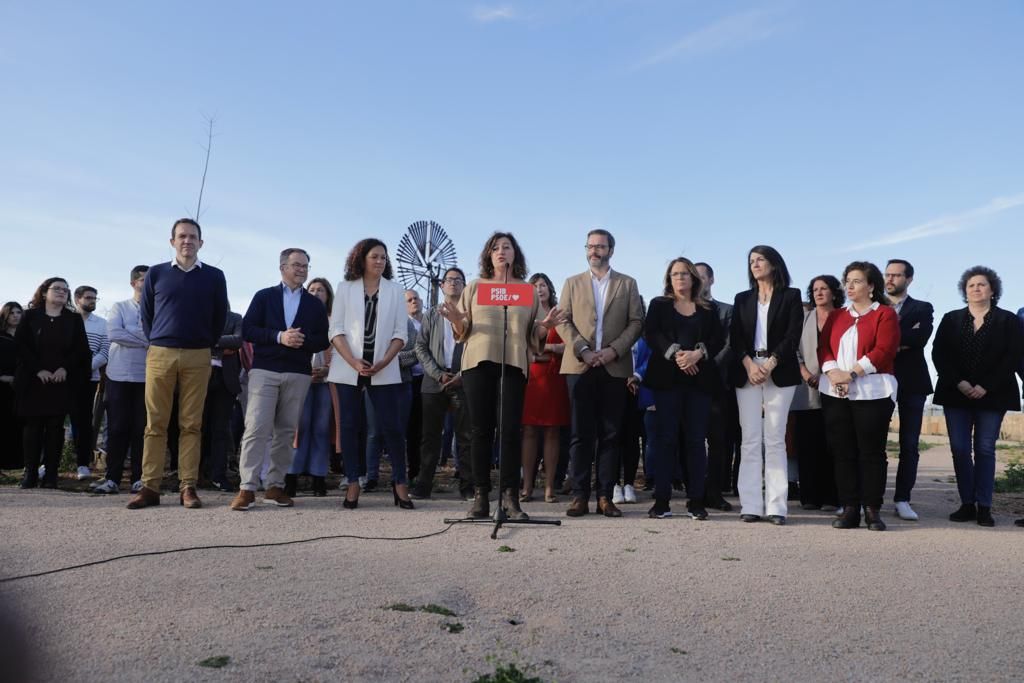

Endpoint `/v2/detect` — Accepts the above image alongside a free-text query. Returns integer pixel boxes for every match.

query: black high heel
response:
[393,483,415,510]
[342,483,359,509]
[312,476,326,497]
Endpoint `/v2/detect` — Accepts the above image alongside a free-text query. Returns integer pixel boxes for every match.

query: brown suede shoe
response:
[264,486,294,507]
[126,487,160,510]
[179,486,203,509]
[566,497,589,517]
[230,490,256,511]
[598,496,623,518]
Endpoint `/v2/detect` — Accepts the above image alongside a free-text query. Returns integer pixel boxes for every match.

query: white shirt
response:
[591,268,612,350]
[172,257,202,273]
[754,300,769,352]
[442,316,455,369]
[819,302,898,401]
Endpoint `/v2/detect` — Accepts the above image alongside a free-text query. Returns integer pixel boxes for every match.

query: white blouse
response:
[819,302,898,402]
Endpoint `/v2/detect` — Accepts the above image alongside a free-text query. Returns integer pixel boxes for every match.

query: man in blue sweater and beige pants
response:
[128,218,229,509]
[230,248,329,510]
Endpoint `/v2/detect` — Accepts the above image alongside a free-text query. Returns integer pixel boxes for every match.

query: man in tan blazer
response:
[556,229,644,518]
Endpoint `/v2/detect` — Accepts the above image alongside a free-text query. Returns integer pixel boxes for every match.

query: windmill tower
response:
[395,220,458,307]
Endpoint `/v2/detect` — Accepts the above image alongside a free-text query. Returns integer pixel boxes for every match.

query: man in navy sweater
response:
[128,218,229,509]
[230,248,329,510]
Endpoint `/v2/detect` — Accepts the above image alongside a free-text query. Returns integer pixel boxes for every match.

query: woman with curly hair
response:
[14,278,91,488]
[326,239,413,510]
[439,232,564,519]
[932,266,1023,527]
[819,262,900,531]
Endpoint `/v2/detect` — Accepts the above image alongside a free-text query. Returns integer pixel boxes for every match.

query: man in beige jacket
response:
[557,229,644,517]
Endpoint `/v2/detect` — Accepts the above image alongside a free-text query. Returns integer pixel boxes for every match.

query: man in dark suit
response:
[885,259,934,521]
[229,248,329,510]
[1016,306,1024,528]
[696,262,737,510]
[200,309,242,491]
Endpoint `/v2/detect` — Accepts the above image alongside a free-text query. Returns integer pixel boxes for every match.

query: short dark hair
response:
[528,272,558,306]
[74,286,97,300]
[29,277,70,310]
[171,218,202,240]
[886,259,915,279]
[0,302,23,331]
[694,262,714,279]
[586,229,615,250]
[443,266,466,284]
[662,257,710,308]
[806,275,844,309]
[478,232,528,280]
[307,277,335,316]
[344,238,393,281]
[958,265,1002,305]
[131,265,150,282]
[280,248,310,265]
[843,261,889,305]
[746,245,792,290]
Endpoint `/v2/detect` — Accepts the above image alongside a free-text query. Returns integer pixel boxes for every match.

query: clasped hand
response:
[674,350,702,375]
[36,368,67,384]
[957,381,987,400]
[280,327,305,348]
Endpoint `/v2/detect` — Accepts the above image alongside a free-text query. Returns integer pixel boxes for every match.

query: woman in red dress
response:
[520,273,570,502]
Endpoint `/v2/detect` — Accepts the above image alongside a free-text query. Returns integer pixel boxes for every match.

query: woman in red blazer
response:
[818,262,900,531]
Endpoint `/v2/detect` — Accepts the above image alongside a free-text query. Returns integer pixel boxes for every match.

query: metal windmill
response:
[395,220,458,307]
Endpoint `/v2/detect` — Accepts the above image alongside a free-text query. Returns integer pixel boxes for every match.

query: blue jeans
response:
[365,381,412,481]
[290,383,332,477]
[337,382,408,486]
[651,385,711,507]
[893,392,927,502]
[944,406,1005,508]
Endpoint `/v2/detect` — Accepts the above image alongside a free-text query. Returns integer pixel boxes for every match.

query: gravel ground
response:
[1,442,1023,683]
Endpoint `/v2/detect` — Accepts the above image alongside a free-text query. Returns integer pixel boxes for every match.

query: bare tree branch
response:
[195,114,216,220]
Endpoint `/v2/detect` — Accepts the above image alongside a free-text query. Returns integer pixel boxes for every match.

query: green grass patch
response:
[994,462,1024,493]
[721,557,741,562]
[386,603,417,612]
[497,545,516,553]
[472,663,544,683]
[644,529,661,534]
[198,656,230,668]
[443,622,464,633]
[422,604,457,617]
[670,647,688,655]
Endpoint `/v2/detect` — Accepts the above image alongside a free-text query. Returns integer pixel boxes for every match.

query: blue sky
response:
[2,0,1023,340]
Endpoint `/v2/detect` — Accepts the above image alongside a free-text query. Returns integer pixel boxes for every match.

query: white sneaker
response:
[623,484,637,503]
[38,465,46,479]
[77,466,91,480]
[612,484,625,504]
[895,501,919,521]
[91,479,118,494]
[130,480,143,493]
[835,506,844,517]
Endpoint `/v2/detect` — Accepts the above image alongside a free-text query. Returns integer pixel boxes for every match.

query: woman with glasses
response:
[932,266,1023,527]
[819,262,900,531]
[730,246,803,525]
[14,278,91,488]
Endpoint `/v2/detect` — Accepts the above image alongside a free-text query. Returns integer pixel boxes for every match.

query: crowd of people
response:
[3,218,1024,529]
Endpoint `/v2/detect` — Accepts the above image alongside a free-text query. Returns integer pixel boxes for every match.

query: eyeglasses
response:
[48,286,69,293]
[285,263,309,270]
[443,277,465,285]
[584,244,609,251]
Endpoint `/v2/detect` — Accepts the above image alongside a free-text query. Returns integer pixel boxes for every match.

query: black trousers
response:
[70,380,99,467]
[418,385,472,495]
[705,391,738,499]
[23,415,65,484]
[821,395,893,509]
[794,408,837,507]
[201,368,236,484]
[462,362,525,492]
[104,379,145,486]
[406,375,423,481]
[567,367,626,500]
[617,392,643,486]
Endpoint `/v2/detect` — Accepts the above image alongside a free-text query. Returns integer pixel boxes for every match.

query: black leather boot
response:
[832,505,861,529]
[311,476,326,497]
[284,474,298,498]
[502,488,529,521]
[469,487,490,518]
[864,506,886,531]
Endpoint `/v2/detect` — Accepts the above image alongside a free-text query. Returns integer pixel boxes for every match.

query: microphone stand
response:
[444,269,561,538]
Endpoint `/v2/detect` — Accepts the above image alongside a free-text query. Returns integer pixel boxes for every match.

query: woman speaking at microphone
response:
[439,232,564,520]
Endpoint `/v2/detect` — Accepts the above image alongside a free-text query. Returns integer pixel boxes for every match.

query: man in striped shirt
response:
[71,285,109,480]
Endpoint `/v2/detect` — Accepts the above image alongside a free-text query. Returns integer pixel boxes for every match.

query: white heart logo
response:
[512,294,520,301]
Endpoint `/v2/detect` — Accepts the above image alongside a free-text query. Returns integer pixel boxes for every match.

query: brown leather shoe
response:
[264,486,294,507]
[598,496,623,518]
[566,497,589,517]
[179,486,203,509]
[230,490,256,511]
[126,487,160,509]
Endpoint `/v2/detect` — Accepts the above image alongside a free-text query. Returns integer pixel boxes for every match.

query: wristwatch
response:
[849,371,857,381]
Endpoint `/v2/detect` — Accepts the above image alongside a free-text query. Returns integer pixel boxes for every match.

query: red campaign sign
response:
[476,282,535,307]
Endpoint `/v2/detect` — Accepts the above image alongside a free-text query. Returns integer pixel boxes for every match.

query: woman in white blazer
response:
[327,238,412,509]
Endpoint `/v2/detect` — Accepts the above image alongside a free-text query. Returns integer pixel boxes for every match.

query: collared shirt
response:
[819,302,898,401]
[106,298,148,382]
[890,296,906,318]
[442,316,455,369]
[409,316,423,376]
[172,257,203,273]
[590,268,612,350]
[282,282,302,328]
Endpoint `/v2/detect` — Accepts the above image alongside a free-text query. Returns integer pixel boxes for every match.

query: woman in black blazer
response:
[932,266,1023,527]
[729,246,803,525]
[643,257,724,520]
[14,278,91,489]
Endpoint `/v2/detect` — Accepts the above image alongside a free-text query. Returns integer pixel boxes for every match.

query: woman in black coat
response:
[0,301,24,470]
[729,245,803,525]
[15,278,91,488]
[932,266,1023,527]
[643,257,724,520]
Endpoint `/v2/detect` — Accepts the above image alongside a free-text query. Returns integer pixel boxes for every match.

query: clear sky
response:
[2,1,1023,346]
